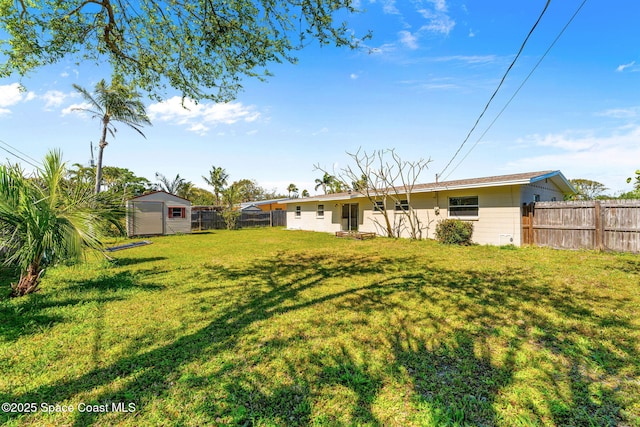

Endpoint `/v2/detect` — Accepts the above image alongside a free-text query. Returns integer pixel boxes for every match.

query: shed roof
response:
[282,170,574,203]
[127,190,191,203]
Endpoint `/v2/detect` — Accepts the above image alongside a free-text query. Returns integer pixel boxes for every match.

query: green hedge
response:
[435,219,474,245]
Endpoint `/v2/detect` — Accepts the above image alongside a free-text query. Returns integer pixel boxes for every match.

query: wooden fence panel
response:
[523,200,640,253]
[602,200,640,253]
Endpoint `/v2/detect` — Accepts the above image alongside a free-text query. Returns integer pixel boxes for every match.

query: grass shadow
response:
[392,328,514,426]
[1,248,637,425]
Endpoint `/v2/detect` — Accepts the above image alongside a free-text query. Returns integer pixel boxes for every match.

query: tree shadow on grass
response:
[392,328,515,427]
[0,271,163,343]
[108,256,168,267]
[64,270,165,293]
[1,250,637,425]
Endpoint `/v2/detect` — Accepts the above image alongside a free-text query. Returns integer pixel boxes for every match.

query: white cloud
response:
[61,102,93,116]
[398,30,419,50]
[0,83,35,114]
[42,90,68,110]
[508,126,640,192]
[616,61,637,72]
[418,1,455,35]
[429,0,448,12]
[312,127,329,136]
[382,0,400,15]
[596,107,639,119]
[350,73,359,80]
[147,97,261,135]
[433,55,499,65]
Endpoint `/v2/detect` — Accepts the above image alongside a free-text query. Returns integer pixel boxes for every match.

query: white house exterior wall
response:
[357,187,521,245]
[287,186,523,246]
[287,203,343,234]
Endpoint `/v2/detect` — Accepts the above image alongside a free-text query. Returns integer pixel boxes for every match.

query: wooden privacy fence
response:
[191,209,286,231]
[522,200,640,253]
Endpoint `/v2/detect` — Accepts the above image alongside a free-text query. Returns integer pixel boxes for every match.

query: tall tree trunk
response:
[94,119,110,194]
[12,262,42,296]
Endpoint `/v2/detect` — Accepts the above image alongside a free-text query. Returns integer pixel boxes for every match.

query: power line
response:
[0,139,41,165]
[443,0,588,181]
[438,0,551,179]
[0,140,42,170]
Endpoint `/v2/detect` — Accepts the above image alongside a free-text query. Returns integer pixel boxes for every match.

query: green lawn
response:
[0,228,639,426]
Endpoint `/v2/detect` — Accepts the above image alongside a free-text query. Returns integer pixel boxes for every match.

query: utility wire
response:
[443,0,588,181]
[438,0,551,179]
[0,140,42,170]
[446,2,589,179]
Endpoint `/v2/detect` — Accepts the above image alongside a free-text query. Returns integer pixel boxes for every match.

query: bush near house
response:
[435,219,474,245]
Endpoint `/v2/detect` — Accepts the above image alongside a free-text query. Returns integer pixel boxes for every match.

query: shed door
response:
[131,201,164,235]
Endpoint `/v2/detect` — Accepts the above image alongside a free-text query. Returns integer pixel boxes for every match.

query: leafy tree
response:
[203,166,229,205]
[1,0,368,102]
[73,78,151,194]
[231,178,276,202]
[176,181,197,201]
[567,179,609,200]
[301,189,310,198]
[627,170,640,190]
[188,188,217,206]
[620,170,640,199]
[0,150,119,296]
[287,183,299,198]
[221,185,243,230]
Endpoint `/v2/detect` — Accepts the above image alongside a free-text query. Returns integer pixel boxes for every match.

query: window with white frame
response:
[395,199,409,211]
[448,196,479,218]
[168,206,186,218]
[373,200,385,212]
[295,206,301,218]
[317,204,324,218]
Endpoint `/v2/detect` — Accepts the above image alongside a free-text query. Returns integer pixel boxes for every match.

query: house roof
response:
[127,190,191,203]
[281,170,575,203]
[239,198,290,209]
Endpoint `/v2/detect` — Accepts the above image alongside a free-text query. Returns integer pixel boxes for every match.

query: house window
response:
[395,200,409,211]
[168,207,186,219]
[295,206,301,218]
[449,196,478,218]
[373,201,385,212]
[534,194,541,202]
[317,204,324,218]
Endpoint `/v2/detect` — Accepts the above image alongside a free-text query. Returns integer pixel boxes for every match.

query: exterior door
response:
[130,201,164,235]
[341,203,359,231]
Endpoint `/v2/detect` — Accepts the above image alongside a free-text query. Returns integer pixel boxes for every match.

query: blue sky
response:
[1,0,639,196]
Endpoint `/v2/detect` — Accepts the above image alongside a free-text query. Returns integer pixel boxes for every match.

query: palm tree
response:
[155,172,186,195]
[0,150,117,296]
[314,172,335,195]
[203,166,229,205]
[287,183,298,198]
[73,78,151,194]
[301,189,310,198]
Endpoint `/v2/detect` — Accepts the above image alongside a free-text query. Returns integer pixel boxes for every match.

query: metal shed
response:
[126,191,192,237]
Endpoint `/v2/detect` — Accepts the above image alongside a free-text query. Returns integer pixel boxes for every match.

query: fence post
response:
[594,201,603,250]
[528,203,534,246]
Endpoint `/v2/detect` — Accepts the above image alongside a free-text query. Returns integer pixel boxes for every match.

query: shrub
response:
[435,219,474,245]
